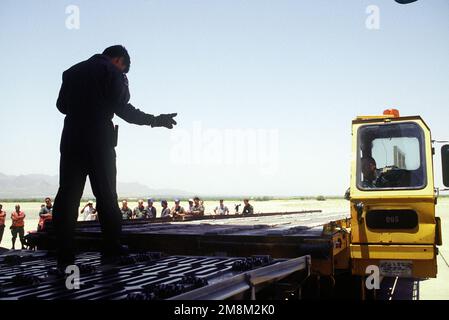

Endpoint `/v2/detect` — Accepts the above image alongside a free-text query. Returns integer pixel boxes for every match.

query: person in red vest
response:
[38,197,53,231]
[0,204,6,246]
[11,204,26,250]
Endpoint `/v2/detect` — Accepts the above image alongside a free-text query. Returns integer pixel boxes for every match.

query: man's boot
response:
[101,244,129,265]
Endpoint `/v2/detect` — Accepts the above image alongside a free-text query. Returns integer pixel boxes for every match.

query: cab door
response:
[349,118,438,278]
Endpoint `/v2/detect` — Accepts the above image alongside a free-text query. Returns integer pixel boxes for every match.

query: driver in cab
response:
[361,156,379,188]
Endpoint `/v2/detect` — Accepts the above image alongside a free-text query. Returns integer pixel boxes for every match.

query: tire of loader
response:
[301,274,336,299]
[318,275,336,299]
[333,273,366,300]
[300,274,316,299]
[301,274,321,299]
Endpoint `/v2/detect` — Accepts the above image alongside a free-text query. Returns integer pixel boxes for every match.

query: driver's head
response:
[361,157,377,181]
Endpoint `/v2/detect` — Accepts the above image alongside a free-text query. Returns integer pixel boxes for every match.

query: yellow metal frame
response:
[348,116,440,278]
[351,244,435,260]
[352,258,437,279]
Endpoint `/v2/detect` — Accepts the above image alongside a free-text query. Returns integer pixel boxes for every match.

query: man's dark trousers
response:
[53,143,121,265]
[0,225,5,245]
[52,53,163,266]
[11,226,25,247]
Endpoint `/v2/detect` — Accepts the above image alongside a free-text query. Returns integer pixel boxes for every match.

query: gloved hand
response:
[151,113,178,129]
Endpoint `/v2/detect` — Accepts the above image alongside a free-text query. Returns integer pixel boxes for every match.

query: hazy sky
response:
[0,0,448,196]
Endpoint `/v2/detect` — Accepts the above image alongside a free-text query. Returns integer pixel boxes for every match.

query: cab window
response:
[357,122,426,190]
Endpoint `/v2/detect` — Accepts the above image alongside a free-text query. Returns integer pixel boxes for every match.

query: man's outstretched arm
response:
[111,73,177,128]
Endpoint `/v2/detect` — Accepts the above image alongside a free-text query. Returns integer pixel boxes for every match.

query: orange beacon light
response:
[383,109,400,117]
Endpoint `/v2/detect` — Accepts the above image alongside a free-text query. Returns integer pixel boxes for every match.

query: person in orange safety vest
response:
[0,204,6,246]
[11,204,26,250]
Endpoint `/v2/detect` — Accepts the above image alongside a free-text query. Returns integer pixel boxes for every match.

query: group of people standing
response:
[117,197,254,220]
[119,197,206,220]
[0,196,255,250]
[0,197,54,250]
[0,203,26,249]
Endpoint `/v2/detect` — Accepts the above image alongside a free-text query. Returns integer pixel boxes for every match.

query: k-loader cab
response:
[348,109,447,280]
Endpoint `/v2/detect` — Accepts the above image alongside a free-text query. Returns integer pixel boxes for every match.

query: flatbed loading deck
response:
[28,210,350,277]
[0,250,310,300]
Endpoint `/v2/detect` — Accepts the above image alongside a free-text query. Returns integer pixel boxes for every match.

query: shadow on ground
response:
[378,277,421,300]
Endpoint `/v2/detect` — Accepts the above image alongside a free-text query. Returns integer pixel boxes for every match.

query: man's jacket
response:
[56,54,152,151]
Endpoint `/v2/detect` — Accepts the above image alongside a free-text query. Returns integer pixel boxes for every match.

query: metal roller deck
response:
[27,210,350,276]
[0,251,310,300]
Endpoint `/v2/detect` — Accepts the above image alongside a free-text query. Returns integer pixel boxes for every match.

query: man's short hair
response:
[102,45,130,73]
[361,156,376,166]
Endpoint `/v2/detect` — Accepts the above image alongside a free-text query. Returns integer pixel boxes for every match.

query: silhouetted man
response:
[53,45,177,267]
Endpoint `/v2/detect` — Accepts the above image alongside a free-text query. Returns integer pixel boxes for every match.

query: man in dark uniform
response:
[120,200,133,220]
[242,199,254,215]
[146,199,157,219]
[53,45,177,267]
[133,199,149,219]
[37,197,53,231]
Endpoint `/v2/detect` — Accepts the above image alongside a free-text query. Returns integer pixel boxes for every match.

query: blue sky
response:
[0,0,448,196]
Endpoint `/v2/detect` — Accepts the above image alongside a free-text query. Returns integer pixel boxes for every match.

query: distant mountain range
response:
[0,173,190,199]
